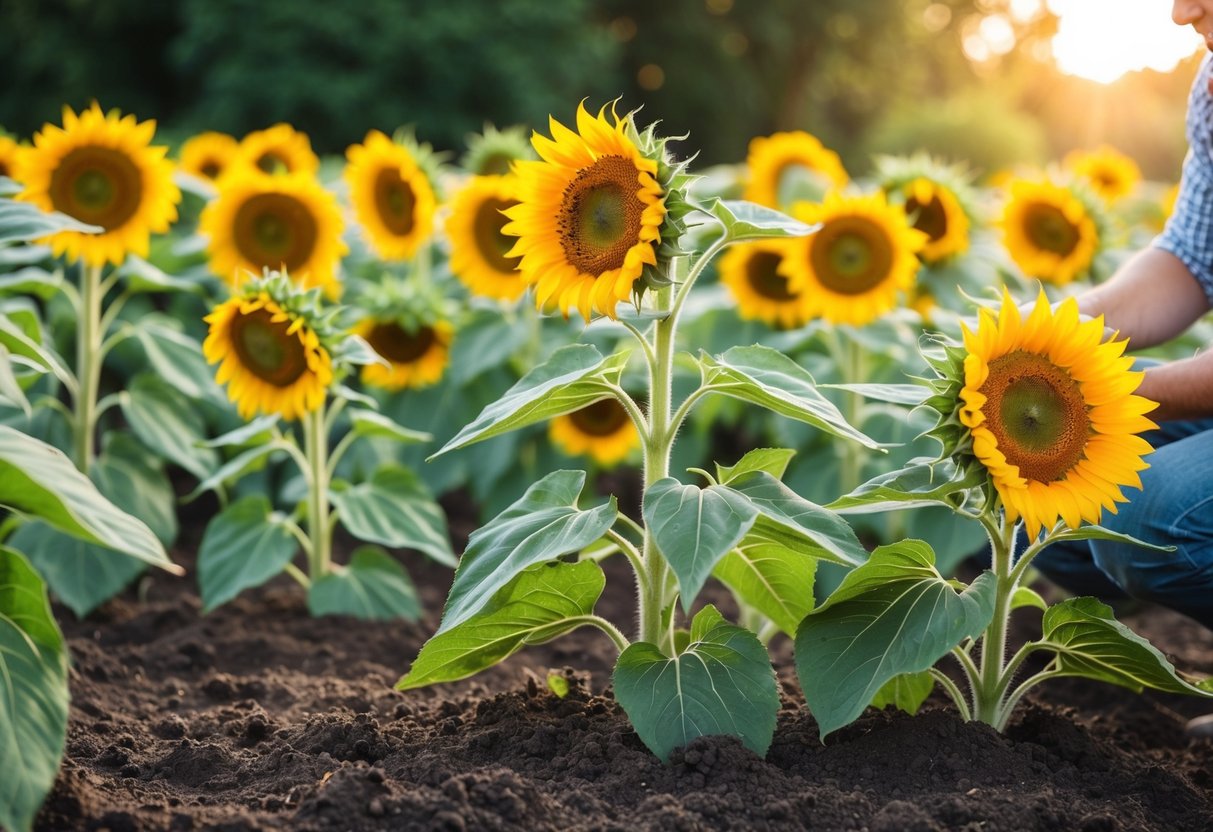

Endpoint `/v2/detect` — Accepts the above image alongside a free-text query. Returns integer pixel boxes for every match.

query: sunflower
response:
[899,177,971,264]
[782,192,926,326]
[719,240,811,328]
[549,398,639,466]
[356,318,452,390]
[0,135,23,181]
[446,174,525,301]
[502,102,670,322]
[200,169,347,297]
[15,103,180,266]
[345,130,437,261]
[957,290,1156,540]
[743,131,849,209]
[203,280,334,421]
[1000,178,1099,285]
[1064,145,1141,203]
[179,131,239,182]
[234,124,319,176]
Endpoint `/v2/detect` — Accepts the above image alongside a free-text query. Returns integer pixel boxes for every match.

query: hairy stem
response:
[974,513,1017,725]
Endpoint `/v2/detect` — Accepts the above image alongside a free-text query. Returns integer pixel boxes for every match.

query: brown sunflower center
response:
[569,398,629,437]
[256,151,290,175]
[906,194,948,242]
[745,251,796,300]
[1024,202,1080,256]
[809,216,895,295]
[229,308,309,387]
[558,154,644,275]
[366,322,435,364]
[979,350,1090,483]
[474,196,522,274]
[0,160,10,179]
[49,146,143,230]
[200,160,222,180]
[374,168,416,236]
[233,192,318,271]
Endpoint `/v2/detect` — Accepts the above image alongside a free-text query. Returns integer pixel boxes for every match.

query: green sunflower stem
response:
[73,262,105,473]
[839,332,868,496]
[303,402,333,579]
[973,512,1018,725]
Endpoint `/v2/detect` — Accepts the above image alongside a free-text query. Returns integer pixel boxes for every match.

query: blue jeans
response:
[1031,416,1213,631]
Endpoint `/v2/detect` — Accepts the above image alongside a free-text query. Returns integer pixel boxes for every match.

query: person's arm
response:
[1134,350,1213,421]
[1076,248,1211,350]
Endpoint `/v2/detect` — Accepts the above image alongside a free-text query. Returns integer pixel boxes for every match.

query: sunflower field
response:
[2,2,1213,831]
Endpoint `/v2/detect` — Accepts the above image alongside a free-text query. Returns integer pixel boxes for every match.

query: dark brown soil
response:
[35,522,1213,832]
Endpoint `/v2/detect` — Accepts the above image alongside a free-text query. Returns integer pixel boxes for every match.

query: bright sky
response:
[1046,0,1204,83]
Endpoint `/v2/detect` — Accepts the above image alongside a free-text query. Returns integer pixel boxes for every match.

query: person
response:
[1030,1,1213,738]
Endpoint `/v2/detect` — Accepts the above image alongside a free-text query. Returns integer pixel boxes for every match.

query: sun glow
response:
[1048,0,1203,83]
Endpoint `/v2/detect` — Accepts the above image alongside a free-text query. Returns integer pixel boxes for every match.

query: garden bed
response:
[34,513,1213,832]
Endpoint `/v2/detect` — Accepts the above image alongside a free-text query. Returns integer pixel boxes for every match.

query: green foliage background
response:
[0,0,1197,176]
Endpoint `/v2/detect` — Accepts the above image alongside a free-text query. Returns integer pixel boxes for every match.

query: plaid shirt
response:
[1156,54,1213,304]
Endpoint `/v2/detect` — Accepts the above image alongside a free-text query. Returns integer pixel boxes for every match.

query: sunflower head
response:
[200,167,347,298]
[461,124,534,176]
[446,174,526,302]
[875,154,976,265]
[203,271,338,421]
[15,102,181,266]
[233,124,319,177]
[719,239,811,328]
[550,398,640,466]
[345,129,440,261]
[351,278,454,391]
[502,100,694,321]
[0,134,23,183]
[178,131,239,183]
[1000,177,1105,285]
[1063,145,1141,203]
[782,191,927,326]
[743,131,849,210]
[922,289,1157,539]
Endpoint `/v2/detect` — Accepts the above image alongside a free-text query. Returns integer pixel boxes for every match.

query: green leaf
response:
[0,425,172,569]
[1011,586,1048,612]
[869,671,935,716]
[347,409,431,445]
[198,496,299,612]
[644,478,759,611]
[0,345,32,416]
[200,414,279,448]
[10,524,146,617]
[92,438,178,545]
[308,546,420,620]
[0,268,62,300]
[714,544,815,637]
[432,344,628,458]
[134,321,218,401]
[547,671,571,698]
[820,383,930,407]
[439,470,616,633]
[700,346,880,449]
[795,540,997,739]
[715,447,796,485]
[829,457,985,514]
[706,198,817,243]
[727,472,867,569]
[0,547,69,832]
[328,464,454,567]
[121,374,219,479]
[397,559,603,689]
[0,312,74,391]
[1046,524,1176,553]
[117,254,203,294]
[447,309,533,385]
[613,605,779,762]
[331,334,385,367]
[1040,597,1213,696]
[187,441,285,500]
[0,197,102,244]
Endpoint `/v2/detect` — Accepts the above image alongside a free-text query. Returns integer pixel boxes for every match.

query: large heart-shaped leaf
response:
[308,546,420,621]
[644,478,759,611]
[9,525,145,618]
[699,346,880,449]
[0,547,69,832]
[828,457,985,514]
[329,464,454,567]
[198,496,300,612]
[398,559,604,690]
[135,320,221,402]
[439,470,616,633]
[706,198,817,243]
[795,540,997,739]
[714,544,815,637]
[432,344,629,458]
[0,197,102,244]
[121,374,219,480]
[727,472,866,569]
[0,425,171,569]
[1040,597,1213,696]
[613,605,779,762]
